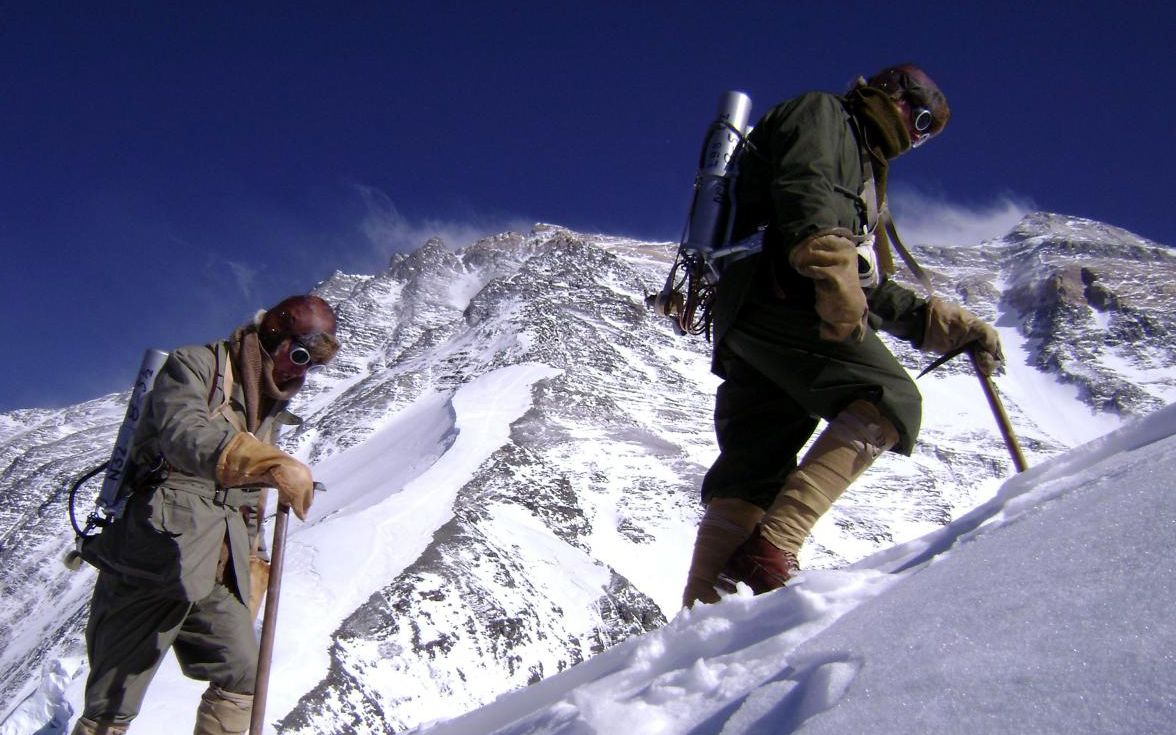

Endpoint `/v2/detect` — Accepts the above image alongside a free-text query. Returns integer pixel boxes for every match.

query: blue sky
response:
[2,2,1172,412]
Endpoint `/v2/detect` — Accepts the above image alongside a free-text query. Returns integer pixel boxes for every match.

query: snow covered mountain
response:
[1,213,1173,733]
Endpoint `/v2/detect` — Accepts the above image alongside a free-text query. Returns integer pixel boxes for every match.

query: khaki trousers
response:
[80,572,257,725]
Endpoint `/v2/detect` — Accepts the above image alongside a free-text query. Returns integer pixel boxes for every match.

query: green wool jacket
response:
[86,341,297,604]
[703,91,932,454]
[713,90,929,353]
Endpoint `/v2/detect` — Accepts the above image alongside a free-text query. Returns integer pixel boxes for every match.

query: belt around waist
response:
[168,483,262,510]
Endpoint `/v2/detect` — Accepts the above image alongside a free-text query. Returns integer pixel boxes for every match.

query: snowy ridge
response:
[1,213,1174,733]
[262,365,561,724]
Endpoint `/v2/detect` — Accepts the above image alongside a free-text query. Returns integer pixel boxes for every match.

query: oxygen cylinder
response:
[651,90,754,330]
[96,348,168,515]
[682,90,753,255]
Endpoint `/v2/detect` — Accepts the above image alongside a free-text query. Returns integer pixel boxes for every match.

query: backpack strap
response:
[207,343,247,434]
[848,108,934,295]
[882,212,934,295]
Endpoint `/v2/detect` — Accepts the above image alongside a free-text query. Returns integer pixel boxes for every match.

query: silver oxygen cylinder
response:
[97,348,169,516]
[683,90,753,254]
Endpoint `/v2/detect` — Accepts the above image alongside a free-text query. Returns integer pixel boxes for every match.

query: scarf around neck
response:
[845,86,914,277]
[846,85,912,162]
[228,325,302,432]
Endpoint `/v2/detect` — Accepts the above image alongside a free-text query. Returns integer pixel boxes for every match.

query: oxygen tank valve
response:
[650,288,684,318]
[63,548,84,571]
[62,531,92,570]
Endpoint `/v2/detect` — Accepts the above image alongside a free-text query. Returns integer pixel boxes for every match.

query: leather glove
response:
[922,296,1004,376]
[215,432,314,520]
[790,232,868,342]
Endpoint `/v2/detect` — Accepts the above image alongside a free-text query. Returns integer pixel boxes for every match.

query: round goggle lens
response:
[289,344,312,366]
[913,108,934,133]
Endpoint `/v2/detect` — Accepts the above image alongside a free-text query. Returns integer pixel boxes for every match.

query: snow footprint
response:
[715,655,861,735]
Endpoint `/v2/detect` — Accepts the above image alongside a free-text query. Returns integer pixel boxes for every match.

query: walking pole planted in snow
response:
[918,343,1028,474]
[250,501,291,735]
[969,347,1029,473]
[251,480,325,734]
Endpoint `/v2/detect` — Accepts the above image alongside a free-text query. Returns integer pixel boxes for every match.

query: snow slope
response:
[406,402,1176,735]
[12,399,1172,734]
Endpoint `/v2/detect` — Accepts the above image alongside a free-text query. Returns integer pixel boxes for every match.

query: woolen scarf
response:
[228,325,302,433]
[844,86,913,277]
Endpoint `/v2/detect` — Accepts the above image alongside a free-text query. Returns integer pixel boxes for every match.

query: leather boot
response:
[723,527,801,594]
[681,497,764,608]
[193,684,253,735]
[752,400,899,581]
[71,717,128,735]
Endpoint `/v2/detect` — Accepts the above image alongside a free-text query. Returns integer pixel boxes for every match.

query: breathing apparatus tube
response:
[67,461,108,538]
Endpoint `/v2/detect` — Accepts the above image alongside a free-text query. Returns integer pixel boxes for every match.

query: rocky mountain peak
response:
[1,213,1173,733]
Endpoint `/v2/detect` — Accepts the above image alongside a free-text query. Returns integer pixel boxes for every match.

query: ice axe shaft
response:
[249,502,290,735]
[250,482,325,733]
[969,349,1029,473]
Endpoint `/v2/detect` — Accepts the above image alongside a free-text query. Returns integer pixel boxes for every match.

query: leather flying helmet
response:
[258,294,340,365]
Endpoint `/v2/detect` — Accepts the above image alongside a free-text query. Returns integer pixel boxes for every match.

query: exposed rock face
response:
[943,212,1175,414]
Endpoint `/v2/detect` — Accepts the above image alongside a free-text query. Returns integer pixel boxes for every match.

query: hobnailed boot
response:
[722,527,800,594]
[71,717,129,735]
[681,497,764,608]
[193,684,253,735]
[727,400,899,594]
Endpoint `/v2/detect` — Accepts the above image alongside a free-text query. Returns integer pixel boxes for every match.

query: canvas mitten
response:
[790,231,869,342]
[216,432,314,520]
[922,296,1004,375]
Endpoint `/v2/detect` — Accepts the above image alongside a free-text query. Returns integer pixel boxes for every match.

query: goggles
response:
[283,331,339,368]
[289,342,313,367]
[913,107,934,132]
[910,107,935,147]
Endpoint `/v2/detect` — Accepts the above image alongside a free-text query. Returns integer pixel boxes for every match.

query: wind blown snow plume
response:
[1,213,1173,733]
[889,189,1031,247]
[356,186,530,266]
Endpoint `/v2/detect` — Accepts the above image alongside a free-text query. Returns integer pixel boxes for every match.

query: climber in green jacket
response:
[683,64,1003,607]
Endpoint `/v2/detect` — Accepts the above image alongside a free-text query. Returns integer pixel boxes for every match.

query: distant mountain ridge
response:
[1,212,1173,733]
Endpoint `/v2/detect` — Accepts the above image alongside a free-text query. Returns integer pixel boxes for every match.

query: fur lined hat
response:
[865,63,951,137]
